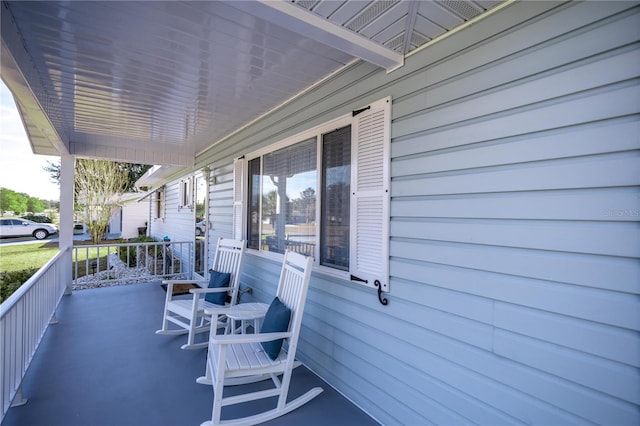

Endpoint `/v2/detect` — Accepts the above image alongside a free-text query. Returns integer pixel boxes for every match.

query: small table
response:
[224,302,269,334]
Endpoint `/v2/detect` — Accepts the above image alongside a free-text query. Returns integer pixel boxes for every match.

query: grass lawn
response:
[0,240,118,303]
[1,237,159,303]
[0,242,59,273]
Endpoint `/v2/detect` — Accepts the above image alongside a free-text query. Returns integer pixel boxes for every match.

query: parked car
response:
[195,220,206,236]
[0,218,58,240]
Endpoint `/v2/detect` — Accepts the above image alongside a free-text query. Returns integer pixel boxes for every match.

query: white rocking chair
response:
[155,238,245,350]
[197,251,323,426]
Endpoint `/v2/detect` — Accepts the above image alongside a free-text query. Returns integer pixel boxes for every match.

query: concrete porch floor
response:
[2,282,378,426]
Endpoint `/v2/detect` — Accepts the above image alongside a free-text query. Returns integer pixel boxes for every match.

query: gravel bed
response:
[72,253,162,290]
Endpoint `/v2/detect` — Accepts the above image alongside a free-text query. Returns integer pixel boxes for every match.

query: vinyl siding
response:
[206,164,235,268]
[193,1,639,424]
[148,177,196,273]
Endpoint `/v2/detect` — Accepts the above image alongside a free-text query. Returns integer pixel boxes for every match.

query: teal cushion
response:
[204,270,231,305]
[260,297,291,360]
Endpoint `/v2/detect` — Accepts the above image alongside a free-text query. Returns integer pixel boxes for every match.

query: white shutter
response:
[232,158,245,240]
[187,177,193,208]
[350,97,391,292]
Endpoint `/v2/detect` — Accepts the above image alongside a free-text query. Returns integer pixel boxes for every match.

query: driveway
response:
[0,233,92,246]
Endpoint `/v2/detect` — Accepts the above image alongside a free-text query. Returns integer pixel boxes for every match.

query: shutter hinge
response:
[352,106,371,117]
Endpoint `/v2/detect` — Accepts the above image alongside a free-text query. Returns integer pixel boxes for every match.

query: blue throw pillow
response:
[260,297,291,360]
[204,270,231,305]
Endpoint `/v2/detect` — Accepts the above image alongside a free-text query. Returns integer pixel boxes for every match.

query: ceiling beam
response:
[227,0,404,73]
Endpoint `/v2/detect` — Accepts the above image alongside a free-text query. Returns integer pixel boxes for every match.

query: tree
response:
[44,160,151,192]
[27,197,47,213]
[75,159,128,243]
[0,187,49,214]
[293,187,316,223]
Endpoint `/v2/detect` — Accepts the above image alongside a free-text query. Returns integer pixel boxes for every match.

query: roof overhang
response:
[1,0,505,167]
[230,1,404,72]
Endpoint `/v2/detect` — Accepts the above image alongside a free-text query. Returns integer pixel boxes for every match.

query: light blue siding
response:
[149,176,197,273]
[193,1,639,424]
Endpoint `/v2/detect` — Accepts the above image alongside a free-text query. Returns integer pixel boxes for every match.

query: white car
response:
[0,218,58,240]
[195,220,206,236]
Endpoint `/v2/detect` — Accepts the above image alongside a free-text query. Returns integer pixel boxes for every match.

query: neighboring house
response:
[75,192,149,239]
[136,3,640,425]
[138,171,209,276]
[3,1,639,425]
[110,193,149,239]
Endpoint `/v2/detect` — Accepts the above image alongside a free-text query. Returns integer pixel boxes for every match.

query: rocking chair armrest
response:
[210,331,292,345]
[189,287,230,294]
[162,279,208,286]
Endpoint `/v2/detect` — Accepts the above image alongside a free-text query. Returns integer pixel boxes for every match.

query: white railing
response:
[0,240,194,421]
[1,248,70,422]
[71,241,193,289]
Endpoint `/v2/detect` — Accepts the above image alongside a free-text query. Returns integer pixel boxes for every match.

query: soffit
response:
[1,0,503,166]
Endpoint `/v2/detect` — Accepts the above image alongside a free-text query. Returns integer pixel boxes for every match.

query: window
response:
[154,187,165,219]
[236,98,390,291]
[321,126,351,270]
[247,137,317,256]
[178,178,193,209]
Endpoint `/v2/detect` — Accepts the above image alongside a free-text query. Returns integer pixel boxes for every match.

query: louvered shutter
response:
[350,97,391,292]
[232,158,245,240]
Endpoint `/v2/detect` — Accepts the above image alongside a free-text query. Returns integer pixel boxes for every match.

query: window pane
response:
[321,125,351,270]
[261,137,317,256]
[247,158,261,250]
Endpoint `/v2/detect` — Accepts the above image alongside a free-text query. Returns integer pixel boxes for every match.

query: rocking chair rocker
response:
[156,237,245,349]
[197,251,322,425]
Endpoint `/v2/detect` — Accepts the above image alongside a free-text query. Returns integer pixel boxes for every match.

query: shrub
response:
[0,268,39,303]
[118,236,158,266]
[21,214,52,223]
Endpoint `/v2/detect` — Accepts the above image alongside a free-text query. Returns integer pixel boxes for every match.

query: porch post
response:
[59,154,75,295]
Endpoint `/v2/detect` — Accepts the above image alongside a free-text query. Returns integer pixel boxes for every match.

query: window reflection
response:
[248,138,317,257]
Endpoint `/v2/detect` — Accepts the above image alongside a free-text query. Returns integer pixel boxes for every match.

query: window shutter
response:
[188,177,194,208]
[350,97,391,292]
[232,158,245,240]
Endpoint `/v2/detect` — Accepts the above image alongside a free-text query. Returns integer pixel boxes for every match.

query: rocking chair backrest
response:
[210,238,246,305]
[275,251,313,354]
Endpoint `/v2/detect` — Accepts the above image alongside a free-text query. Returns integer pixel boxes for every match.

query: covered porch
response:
[1,281,377,426]
[2,1,638,424]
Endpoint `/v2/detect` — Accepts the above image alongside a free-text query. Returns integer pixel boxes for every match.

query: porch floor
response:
[2,282,377,426]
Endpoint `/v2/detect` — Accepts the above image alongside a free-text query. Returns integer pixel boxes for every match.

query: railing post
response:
[59,154,75,295]
[49,313,59,325]
[10,385,27,408]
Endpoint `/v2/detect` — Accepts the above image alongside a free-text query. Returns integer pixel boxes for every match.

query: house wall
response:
[206,164,235,269]
[194,1,639,424]
[148,177,196,274]
[120,200,149,239]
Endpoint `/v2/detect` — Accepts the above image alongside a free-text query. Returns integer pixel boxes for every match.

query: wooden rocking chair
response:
[155,238,245,350]
[197,251,322,425]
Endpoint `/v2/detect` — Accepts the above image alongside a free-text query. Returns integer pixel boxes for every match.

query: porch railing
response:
[1,240,194,422]
[71,241,193,289]
[1,247,70,422]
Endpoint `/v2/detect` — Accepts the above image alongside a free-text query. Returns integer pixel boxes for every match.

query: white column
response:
[59,154,75,295]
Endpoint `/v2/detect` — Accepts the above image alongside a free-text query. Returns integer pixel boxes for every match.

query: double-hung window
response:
[234,98,390,291]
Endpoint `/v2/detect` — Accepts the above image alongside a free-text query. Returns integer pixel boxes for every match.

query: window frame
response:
[238,97,391,291]
[244,114,352,274]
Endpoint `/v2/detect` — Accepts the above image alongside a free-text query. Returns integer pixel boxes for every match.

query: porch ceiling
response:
[1,0,503,167]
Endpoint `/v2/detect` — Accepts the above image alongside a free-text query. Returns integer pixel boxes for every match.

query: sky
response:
[0,81,61,201]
